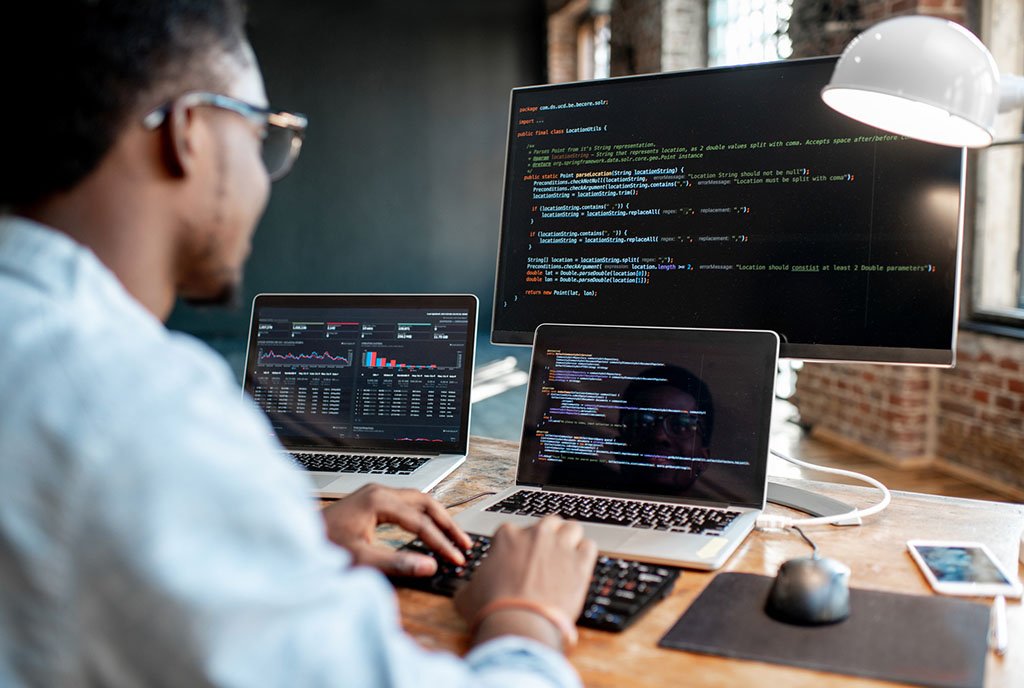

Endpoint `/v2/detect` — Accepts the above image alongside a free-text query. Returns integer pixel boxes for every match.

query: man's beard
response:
[182,279,243,310]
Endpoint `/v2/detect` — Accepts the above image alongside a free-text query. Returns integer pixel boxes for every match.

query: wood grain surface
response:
[390,436,1024,688]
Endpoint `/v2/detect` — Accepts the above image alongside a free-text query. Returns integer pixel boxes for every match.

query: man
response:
[545,365,714,496]
[0,2,596,686]
[618,365,715,491]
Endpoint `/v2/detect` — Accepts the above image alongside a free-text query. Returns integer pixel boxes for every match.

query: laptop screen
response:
[517,324,778,508]
[243,294,477,453]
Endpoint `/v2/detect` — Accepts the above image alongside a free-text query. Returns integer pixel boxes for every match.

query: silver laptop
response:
[457,323,778,570]
[243,293,477,498]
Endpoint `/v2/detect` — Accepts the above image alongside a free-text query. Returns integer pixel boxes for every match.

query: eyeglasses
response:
[621,411,703,437]
[142,92,308,181]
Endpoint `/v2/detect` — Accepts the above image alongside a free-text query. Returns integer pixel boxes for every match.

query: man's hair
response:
[622,366,715,443]
[0,1,248,208]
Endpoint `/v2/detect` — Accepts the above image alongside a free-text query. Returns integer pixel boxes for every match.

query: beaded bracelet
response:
[472,597,579,649]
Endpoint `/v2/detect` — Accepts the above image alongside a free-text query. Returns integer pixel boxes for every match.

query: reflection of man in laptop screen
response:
[532,344,760,507]
[618,366,713,492]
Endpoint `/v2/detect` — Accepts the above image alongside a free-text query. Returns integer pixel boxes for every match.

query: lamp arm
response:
[998,74,1024,113]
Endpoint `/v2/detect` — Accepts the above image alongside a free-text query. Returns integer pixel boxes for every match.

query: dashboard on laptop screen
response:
[243,295,476,452]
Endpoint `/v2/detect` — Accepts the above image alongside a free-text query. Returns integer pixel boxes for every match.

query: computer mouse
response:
[765,556,851,625]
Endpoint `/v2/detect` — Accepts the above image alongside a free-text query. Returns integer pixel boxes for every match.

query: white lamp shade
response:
[821,16,1001,148]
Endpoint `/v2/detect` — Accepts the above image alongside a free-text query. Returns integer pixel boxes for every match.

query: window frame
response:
[963,0,1024,335]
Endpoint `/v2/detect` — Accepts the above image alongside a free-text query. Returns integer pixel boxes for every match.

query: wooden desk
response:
[394,437,1024,688]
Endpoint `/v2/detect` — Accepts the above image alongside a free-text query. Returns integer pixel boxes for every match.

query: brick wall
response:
[789,0,970,58]
[610,0,664,75]
[795,332,1024,496]
[792,364,936,464]
[789,0,865,58]
[550,0,706,79]
[936,332,1024,495]
[661,0,707,71]
[866,0,968,23]
[547,0,592,83]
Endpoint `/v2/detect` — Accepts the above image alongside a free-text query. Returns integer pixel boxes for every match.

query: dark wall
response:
[168,0,546,346]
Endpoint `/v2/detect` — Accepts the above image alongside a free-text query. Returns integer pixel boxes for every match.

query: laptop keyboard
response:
[391,533,681,632]
[485,490,741,534]
[291,453,428,475]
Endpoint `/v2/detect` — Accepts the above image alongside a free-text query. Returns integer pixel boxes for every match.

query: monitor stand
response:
[766,481,861,526]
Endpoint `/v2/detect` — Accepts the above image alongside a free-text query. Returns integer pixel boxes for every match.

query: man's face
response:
[619,384,709,492]
[178,43,271,306]
[621,386,707,458]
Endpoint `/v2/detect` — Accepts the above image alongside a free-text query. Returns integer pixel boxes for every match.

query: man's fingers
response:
[378,497,466,565]
[349,542,438,577]
[556,520,585,547]
[423,498,474,550]
[536,514,562,534]
[375,490,470,564]
[410,514,467,566]
[577,536,599,573]
[363,487,473,565]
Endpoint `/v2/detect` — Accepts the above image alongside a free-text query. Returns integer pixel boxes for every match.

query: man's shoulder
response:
[6,292,233,398]
[0,286,253,458]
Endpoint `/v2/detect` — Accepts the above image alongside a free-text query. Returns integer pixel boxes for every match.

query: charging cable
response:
[755,448,892,529]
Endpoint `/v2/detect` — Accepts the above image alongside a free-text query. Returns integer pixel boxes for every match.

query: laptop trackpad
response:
[310,474,338,489]
[580,524,633,551]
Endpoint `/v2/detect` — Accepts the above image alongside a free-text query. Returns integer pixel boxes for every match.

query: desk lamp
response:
[821,15,1024,148]
[822,15,1024,564]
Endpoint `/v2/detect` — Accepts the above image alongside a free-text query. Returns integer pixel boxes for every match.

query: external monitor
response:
[491,57,965,364]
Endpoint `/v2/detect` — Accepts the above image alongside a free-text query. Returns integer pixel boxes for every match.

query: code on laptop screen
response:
[517,325,777,508]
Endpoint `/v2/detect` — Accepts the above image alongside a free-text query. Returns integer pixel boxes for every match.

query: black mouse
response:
[765,556,851,625]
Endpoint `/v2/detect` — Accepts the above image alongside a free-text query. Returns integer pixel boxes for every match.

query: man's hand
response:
[454,516,597,650]
[322,484,473,577]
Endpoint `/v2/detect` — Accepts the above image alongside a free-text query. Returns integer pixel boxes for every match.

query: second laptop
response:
[243,293,478,498]
[456,323,778,570]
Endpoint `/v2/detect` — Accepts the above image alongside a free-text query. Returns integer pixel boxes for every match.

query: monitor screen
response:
[243,294,477,452]
[491,57,965,364]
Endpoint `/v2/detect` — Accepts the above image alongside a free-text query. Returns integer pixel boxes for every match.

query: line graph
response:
[258,348,353,367]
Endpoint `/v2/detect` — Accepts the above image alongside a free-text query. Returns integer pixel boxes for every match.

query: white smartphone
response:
[907,540,1023,598]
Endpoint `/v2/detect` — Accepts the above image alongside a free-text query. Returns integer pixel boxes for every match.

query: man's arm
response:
[73,347,590,687]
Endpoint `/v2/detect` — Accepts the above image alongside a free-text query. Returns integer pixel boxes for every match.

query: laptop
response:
[456,323,778,570]
[243,293,477,498]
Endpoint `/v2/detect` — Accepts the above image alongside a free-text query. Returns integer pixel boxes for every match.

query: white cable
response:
[755,448,892,529]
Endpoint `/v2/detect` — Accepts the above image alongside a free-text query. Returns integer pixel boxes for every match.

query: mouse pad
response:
[659,572,988,688]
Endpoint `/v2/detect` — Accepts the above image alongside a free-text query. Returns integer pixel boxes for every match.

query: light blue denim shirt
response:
[0,216,580,688]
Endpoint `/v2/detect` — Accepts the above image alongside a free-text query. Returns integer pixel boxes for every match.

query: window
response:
[707,0,792,67]
[970,0,1024,329]
[577,11,611,80]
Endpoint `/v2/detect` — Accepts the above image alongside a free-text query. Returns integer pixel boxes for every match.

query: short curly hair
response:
[0,1,248,208]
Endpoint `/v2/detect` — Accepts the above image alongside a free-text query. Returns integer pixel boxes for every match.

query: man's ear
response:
[160,99,197,179]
